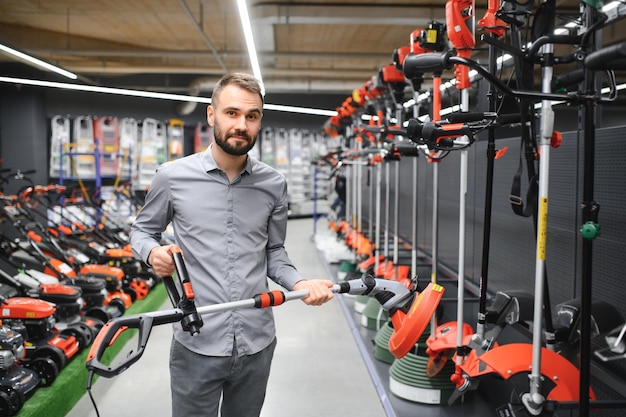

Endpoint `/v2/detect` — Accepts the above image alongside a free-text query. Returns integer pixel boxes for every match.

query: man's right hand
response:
[148,244,181,277]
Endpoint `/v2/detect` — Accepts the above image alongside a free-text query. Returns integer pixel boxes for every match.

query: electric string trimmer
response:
[86,249,444,383]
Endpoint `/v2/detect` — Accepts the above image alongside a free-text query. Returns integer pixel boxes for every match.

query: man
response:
[130,72,335,417]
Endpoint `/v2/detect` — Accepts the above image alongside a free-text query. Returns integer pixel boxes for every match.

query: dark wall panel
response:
[357,126,626,323]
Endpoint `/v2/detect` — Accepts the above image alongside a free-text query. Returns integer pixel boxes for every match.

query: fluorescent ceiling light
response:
[0,76,336,116]
[0,42,78,80]
[263,103,337,116]
[236,0,264,95]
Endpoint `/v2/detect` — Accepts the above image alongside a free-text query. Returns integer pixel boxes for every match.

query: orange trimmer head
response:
[388,282,445,358]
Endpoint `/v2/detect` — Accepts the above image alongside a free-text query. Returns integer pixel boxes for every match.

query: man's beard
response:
[214,125,257,156]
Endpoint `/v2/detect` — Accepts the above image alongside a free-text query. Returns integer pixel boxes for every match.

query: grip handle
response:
[86,309,183,378]
[585,42,626,71]
[403,51,453,79]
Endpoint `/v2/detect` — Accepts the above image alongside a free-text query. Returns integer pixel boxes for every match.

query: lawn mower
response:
[0,195,133,311]
[18,186,159,300]
[0,256,100,350]
[0,229,128,321]
[0,325,41,417]
[0,282,79,387]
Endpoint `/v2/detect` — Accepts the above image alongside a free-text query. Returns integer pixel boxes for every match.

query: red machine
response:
[0,283,79,387]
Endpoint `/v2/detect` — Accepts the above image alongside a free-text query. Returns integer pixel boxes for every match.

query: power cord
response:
[86,370,102,417]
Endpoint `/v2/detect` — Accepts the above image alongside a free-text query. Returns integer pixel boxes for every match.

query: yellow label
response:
[426,29,438,44]
[538,197,548,260]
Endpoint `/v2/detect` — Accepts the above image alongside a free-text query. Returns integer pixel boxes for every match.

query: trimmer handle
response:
[162,248,203,335]
[86,308,183,379]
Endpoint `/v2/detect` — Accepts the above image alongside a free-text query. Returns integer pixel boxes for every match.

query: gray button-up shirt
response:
[130,147,303,357]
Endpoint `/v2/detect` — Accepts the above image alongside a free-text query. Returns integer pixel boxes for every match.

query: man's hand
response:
[148,244,180,277]
[293,279,335,306]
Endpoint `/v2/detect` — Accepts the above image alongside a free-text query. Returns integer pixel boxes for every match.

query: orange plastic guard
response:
[388,282,445,359]
[427,321,474,353]
[472,343,596,402]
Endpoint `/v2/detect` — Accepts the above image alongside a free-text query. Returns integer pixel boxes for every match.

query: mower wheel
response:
[84,306,113,324]
[108,297,127,315]
[123,286,138,302]
[128,278,150,300]
[32,345,66,372]
[28,357,58,387]
[0,390,12,417]
[0,386,24,417]
[83,316,106,332]
[61,324,92,350]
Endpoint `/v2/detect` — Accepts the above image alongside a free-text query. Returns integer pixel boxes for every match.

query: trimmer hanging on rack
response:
[402,1,603,412]
[388,21,459,406]
[72,115,96,179]
[425,0,478,383]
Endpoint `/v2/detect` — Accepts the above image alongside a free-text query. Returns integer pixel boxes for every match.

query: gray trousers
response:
[170,337,277,417]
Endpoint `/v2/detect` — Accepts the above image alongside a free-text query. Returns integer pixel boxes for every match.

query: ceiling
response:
[0,0,625,111]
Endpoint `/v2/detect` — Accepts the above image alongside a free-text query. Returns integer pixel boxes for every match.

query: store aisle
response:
[66,217,387,417]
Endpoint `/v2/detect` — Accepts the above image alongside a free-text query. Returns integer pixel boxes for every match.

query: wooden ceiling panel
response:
[0,0,624,94]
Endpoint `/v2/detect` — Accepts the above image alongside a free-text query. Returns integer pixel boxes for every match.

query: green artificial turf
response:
[16,283,168,417]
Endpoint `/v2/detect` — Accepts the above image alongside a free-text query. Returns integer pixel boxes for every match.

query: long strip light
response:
[236,0,264,95]
[0,76,337,116]
[0,42,78,80]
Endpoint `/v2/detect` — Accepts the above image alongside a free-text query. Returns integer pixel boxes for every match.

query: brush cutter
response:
[402,2,621,413]
[86,250,444,384]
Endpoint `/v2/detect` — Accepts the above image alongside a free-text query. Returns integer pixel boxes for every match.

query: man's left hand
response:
[293,280,335,306]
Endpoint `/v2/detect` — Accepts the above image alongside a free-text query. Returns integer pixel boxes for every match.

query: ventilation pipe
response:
[175,77,216,116]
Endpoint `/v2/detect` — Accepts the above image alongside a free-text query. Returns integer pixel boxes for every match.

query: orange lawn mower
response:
[0,255,102,350]
[0,282,79,388]
[18,185,159,300]
[0,225,129,323]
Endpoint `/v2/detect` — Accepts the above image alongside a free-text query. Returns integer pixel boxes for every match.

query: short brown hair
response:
[211,72,264,108]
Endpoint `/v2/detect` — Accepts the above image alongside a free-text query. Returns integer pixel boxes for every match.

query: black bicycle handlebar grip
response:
[403,51,453,79]
[585,42,626,71]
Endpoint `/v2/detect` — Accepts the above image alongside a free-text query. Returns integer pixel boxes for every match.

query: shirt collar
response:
[201,143,253,176]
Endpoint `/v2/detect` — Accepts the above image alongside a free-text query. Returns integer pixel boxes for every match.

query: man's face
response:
[207,84,263,156]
